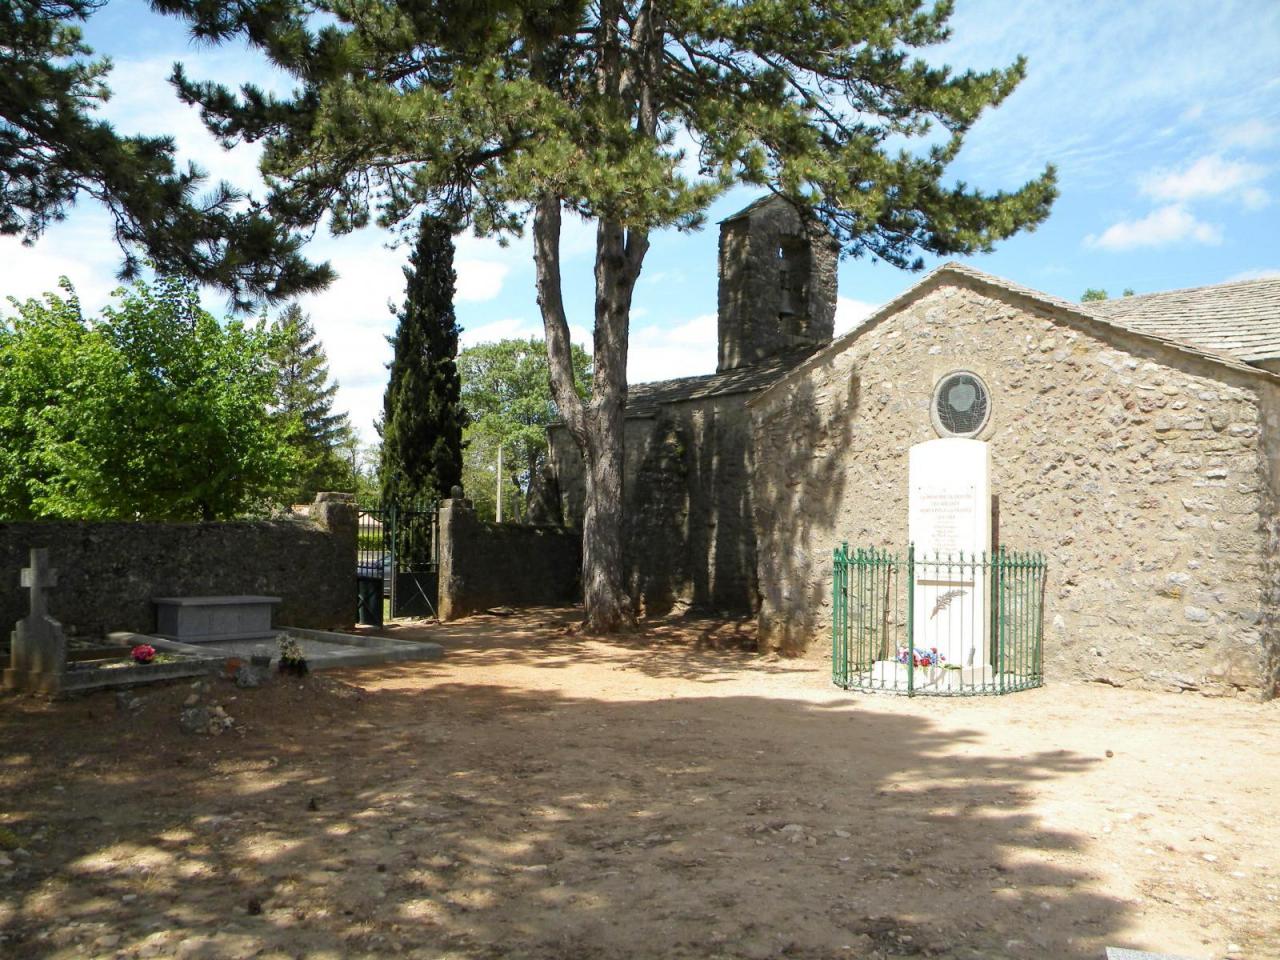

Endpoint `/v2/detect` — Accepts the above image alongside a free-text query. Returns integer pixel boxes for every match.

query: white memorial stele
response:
[869,438,993,690]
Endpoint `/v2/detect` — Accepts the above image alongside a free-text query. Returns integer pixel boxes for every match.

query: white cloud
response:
[460,316,542,347]
[455,260,510,302]
[1141,154,1268,205]
[1218,119,1276,149]
[628,314,718,383]
[0,243,119,314]
[1241,187,1271,212]
[102,57,272,195]
[1086,205,1222,251]
[1226,268,1280,282]
[834,297,879,336]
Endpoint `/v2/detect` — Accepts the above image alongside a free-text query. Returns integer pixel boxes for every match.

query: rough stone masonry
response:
[750,269,1280,698]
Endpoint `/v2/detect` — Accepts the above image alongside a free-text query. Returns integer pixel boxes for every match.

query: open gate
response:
[356,500,440,625]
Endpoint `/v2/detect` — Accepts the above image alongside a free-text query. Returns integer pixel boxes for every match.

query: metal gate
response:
[832,544,1046,696]
[357,500,440,624]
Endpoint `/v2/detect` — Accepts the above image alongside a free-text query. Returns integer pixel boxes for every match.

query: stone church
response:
[550,195,1280,698]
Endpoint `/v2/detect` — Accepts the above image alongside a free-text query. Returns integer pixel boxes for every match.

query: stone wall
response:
[751,279,1280,698]
[437,499,581,620]
[0,493,357,640]
[549,394,760,616]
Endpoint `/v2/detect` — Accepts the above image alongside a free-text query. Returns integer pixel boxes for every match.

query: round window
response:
[931,371,990,438]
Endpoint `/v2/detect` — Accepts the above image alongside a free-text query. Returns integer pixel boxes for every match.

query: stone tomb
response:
[153,595,281,643]
[3,548,68,694]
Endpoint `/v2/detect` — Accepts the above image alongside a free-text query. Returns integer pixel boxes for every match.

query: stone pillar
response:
[310,491,357,538]
[437,497,475,622]
[310,492,358,628]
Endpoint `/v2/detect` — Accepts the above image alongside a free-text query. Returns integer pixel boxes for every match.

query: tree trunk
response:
[533,197,647,632]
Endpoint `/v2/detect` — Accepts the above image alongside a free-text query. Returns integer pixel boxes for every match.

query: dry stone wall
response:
[437,499,580,620]
[0,493,357,640]
[751,281,1279,698]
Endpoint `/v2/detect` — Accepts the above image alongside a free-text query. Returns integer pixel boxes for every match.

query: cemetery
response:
[2,1,1277,958]
[2,207,1278,959]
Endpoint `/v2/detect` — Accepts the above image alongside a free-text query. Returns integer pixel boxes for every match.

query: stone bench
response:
[153,595,281,643]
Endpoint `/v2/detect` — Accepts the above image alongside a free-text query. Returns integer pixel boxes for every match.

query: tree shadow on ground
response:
[0,646,1131,960]
[376,606,816,684]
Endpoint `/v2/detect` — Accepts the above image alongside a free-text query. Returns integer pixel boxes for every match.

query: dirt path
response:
[1,609,1277,959]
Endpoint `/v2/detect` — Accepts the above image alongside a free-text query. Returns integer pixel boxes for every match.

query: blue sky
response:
[2,0,1278,442]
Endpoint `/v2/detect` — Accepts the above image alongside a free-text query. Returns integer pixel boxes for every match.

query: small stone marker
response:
[4,548,69,694]
[908,438,992,671]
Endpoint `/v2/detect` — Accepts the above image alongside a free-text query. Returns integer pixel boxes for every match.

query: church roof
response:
[750,262,1280,408]
[717,193,791,224]
[625,348,817,417]
[1085,275,1280,364]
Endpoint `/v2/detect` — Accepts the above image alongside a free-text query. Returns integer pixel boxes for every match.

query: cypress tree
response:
[380,216,464,511]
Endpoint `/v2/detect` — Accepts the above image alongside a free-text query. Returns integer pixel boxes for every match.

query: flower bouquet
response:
[896,646,944,668]
[131,643,157,664]
[277,634,309,676]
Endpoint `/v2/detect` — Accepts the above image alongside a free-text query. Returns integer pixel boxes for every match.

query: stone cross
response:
[20,548,58,620]
[3,547,68,694]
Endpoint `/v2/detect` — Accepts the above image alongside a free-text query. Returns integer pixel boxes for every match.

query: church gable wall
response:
[751,281,1278,698]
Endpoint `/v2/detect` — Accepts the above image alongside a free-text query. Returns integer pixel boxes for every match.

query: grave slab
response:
[195,626,444,671]
[152,595,281,643]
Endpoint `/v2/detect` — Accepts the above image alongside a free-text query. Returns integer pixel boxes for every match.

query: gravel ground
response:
[1,607,1276,960]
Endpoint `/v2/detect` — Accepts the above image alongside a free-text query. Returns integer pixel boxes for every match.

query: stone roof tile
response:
[1086,276,1280,363]
[625,348,817,417]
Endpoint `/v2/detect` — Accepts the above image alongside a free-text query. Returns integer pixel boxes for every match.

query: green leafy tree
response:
[0,282,88,518]
[380,216,465,510]
[153,0,1058,630]
[459,337,592,522]
[1081,287,1136,302]
[270,304,356,503]
[0,276,290,520]
[0,0,327,306]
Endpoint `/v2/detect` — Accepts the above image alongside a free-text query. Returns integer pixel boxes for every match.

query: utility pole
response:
[496,443,503,523]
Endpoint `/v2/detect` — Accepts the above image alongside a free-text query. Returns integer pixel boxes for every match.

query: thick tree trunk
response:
[533,197,647,632]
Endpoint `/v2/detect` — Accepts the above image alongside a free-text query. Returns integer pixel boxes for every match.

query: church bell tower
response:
[716,195,838,373]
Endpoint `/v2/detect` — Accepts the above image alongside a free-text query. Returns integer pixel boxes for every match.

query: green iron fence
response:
[833,544,1046,696]
[357,499,440,624]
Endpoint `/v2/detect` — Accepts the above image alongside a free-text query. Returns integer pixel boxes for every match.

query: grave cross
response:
[19,548,57,620]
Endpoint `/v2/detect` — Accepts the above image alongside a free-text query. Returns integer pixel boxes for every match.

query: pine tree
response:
[270,305,354,504]
[0,1,327,307]
[154,0,1059,631]
[380,216,465,511]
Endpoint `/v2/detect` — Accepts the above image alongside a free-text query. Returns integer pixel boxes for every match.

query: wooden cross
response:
[19,548,57,620]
